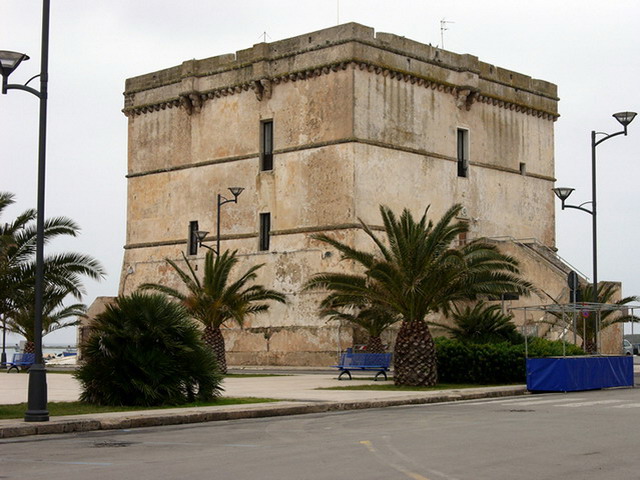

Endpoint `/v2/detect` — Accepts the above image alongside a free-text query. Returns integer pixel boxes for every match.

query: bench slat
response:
[333,352,392,381]
[334,352,392,371]
[6,353,35,372]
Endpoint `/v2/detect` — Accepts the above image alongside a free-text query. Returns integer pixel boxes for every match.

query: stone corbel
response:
[179,94,193,115]
[189,93,202,113]
[252,77,272,101]
[179,92,203,115]
[455,87,479,111]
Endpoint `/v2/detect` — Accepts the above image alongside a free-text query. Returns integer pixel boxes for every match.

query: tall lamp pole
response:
[195,187,244,255]
[1,314,6,366]
[0,0,51,422]
[553,111,637,306]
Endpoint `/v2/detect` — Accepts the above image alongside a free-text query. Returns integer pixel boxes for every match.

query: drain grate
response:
[93,440,136,448]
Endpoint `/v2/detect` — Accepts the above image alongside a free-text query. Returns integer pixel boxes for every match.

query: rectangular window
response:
[259,213,271,251]
[457,231,467,247]
[260,120,273,171]
[188,221,199,256]
[457,128,469,178]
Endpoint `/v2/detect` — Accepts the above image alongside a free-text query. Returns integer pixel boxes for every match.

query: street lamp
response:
[0,0,51,422]
[553,111,637,306]
[196,187,244,254]
[1,314,6,367]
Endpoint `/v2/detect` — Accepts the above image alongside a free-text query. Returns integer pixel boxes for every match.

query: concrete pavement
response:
[0,368,528,439]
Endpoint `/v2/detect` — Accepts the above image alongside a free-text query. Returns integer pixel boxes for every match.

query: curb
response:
[0,386,527,439]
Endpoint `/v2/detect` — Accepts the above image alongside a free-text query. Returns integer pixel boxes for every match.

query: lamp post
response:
[0,0,51,422]
[553,111,637,306]
[1,314,6,367]
[195,187,244,254]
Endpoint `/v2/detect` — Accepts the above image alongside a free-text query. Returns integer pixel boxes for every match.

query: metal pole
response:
[571,281,577,345]
[25,0,50,422]
[216,193,222,256]
[591,130,598,306]
[524,307,529,358]
[1,314,6,366]
[596,310,601,354]
[562,311,566,357]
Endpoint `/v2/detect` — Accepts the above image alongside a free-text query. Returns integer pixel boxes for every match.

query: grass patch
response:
[0,397,280,420]
[318,383,505,391]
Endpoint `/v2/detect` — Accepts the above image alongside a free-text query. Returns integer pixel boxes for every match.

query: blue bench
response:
[6,353,35,373]
[333,352,392,380]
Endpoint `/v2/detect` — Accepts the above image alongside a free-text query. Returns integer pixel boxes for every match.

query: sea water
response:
[2,344,77,359]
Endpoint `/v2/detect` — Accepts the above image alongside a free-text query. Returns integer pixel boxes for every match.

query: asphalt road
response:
[1,387,639,480]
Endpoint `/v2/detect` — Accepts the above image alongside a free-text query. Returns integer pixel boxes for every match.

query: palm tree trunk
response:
[393,320,437,386]
[203,325,227,374]
[366,335,386,354]
[583,338,597,355]
[23,341,35,354]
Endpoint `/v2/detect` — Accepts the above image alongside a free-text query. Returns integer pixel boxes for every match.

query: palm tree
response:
[432,301,523,344]
[546,282,639,353]
[0,192,105,350]
[140,250,286,374]
[6,283,87,353]
[305,204,533,386]
[321,305,398,353]
[76,292,223,406]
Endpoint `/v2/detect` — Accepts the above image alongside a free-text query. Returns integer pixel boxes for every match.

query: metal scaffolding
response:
[510,303,640,357]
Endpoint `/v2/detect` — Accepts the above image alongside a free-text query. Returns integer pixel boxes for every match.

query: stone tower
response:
[117,23,616,365]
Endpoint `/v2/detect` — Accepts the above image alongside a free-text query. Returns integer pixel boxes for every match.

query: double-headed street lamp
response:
[0,0,51,422]
[553,111,637,305]
[195,187,244,255]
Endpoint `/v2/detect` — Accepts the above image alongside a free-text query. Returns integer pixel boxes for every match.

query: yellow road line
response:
[359,440,376,453]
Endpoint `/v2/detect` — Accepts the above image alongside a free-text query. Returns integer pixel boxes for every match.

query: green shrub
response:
[434,302,525,345]
[435,337,585,384]
[525,336,584,357]
[75,293,223,406]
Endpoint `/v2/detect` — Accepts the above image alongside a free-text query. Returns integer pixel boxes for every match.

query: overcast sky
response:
[1,0,639,345]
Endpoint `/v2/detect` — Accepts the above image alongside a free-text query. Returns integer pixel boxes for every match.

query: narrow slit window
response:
[259,212,271,251]
[519,162,527,175]
[188,221,199,256]
[261,120,273,171]
[457,128,469,178]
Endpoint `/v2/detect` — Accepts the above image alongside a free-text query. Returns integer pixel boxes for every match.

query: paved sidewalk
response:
[0,369,527,439]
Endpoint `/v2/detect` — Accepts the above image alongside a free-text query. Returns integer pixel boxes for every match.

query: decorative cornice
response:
[124,232,257,251]
[126,136,556,182]
[123,224,376,251]
[122,60,559,121]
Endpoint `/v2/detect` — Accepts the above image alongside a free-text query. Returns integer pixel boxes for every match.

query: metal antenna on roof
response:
[440,18,454,49]
[258,31,271,43]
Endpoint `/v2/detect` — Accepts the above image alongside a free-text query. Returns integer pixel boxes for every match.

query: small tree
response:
[322,305,398,353]
[0,191,104,351]
[545,282,639,353]
[76,292,222,406]
[432,302,523,344]
[141,250,286,373]
[6,284,86,353]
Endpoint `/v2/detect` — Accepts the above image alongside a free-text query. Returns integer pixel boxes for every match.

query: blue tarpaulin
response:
[526,356,634,392]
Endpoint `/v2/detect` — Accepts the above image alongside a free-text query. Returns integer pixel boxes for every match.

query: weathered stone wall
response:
[117,23,579,366]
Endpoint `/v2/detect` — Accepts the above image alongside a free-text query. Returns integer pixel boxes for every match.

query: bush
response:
[435,337,585,384]
[525,336,584,357]
[436,302,525,345]
[75,293,223,406]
